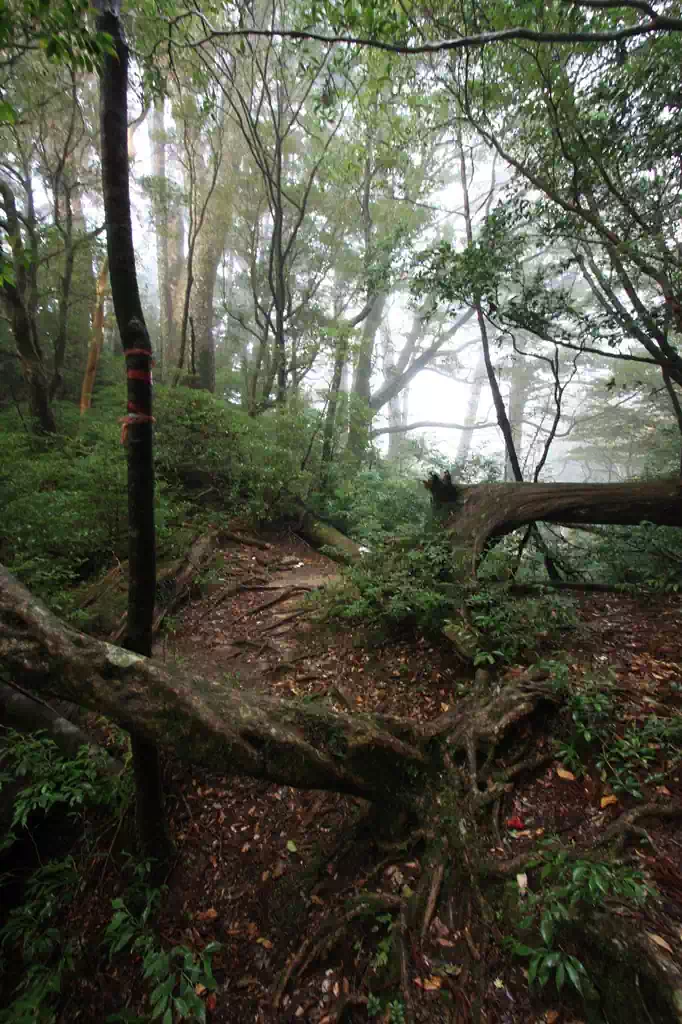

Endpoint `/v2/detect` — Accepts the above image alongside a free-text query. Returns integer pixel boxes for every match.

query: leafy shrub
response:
[558,675,682,798]
[316,529,456,635]
[0,400,185,608]
[318,468,431,545]
[104,881,222,1023]
[153,387,320,523]
[0,858,79,1024]
[0,727,129,853]
[586,522,682,591]
[509,850,651,998]
[316,526,577,658]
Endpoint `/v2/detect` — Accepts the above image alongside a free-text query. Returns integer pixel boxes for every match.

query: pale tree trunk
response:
[347,291,388,460]
[150,97,172,381]
[382,326,408,462]
[504,358,535,480]
[321,329,350,468]
[455,351,486,465]
[457,125,523,483]
[188,224,225,392]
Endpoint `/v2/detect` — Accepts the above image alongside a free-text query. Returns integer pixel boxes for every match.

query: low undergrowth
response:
[313,529,578,666]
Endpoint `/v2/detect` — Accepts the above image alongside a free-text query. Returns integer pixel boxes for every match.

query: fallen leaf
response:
[311,894,325,906]
[256,937,273,949]
[647,933,673,953]
[286,839,298,853]
[494,978,504,989]
[195,983,207,995]
[657,786,672,796]
[556,767,576,781]
[435,937,456,947]
[261,870,270,882]
[440,703,449,712]
[545,1012,559,1023]
[423,976,442,990]
[601,794,618,808]
[195,908,218,921]
[506,816,524,830]
[206,993,217,1011]
[516,872,528,892]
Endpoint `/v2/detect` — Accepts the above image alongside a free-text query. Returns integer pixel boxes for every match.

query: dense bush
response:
[153,387,320,523]
[0,397,184,610]
[581,523,682,591]
[315,527,577,662]
[0,386,326,608]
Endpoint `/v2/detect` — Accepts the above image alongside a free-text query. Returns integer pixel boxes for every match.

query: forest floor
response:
[5,530,682,1024]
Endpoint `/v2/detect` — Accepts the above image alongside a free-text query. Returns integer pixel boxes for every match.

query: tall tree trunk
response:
[79,256,109,414]
[347,291,388,461]
[321,329,350,468]
[150,97,172,381]
[0,180,56,433]
[504,359,535,481]
[455,351,486,465]
[457,126,523,482]
[97,3,171,864]
[188,224,225,392]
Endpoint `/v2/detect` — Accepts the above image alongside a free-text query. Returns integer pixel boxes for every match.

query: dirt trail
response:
[41,532,682,1024]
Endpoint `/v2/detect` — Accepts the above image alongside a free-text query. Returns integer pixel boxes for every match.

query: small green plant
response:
[367,993,406,1023]
[104,884,222,1023]
[0,858,80,1023]
[509,850,652,997]
[0,728,129,853]
[557,676,682,797]
[370,912,396,970]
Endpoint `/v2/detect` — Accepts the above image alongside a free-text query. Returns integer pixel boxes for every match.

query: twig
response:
[258,610,304,633]
[234,589,302,622]
[219,530,271,550]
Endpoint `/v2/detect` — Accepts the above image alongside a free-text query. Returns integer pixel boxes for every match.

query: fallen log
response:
[2,562,680,1020]
[296,511,364,564]
[0,562,553,804]
[425,472,682,565]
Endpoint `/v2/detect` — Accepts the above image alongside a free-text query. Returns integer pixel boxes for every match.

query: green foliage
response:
[0,727,130,853]
[317,528,456,634]
[557,675,682,798]
[509,851,651,998]
[463,577,578,666]
[319,466,431,544]
[153,387,319,524]
[0,858,79,1023]
[318,524,577,658]
[0,399,184,609]
[104,883,222,1024]
[586,523,682,592]
[0,385,329,612]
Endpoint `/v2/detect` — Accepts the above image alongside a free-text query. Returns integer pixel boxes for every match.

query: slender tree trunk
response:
[457,126,523,482]
[455,351,486,465]
[0,180,57,433]
[97,4,171,864]
[189,225,224,392]
[504,359,534,481]
[321,330,350,467]
[80,256,109,414]
[150,97,171,381]
[347,291,387,461]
